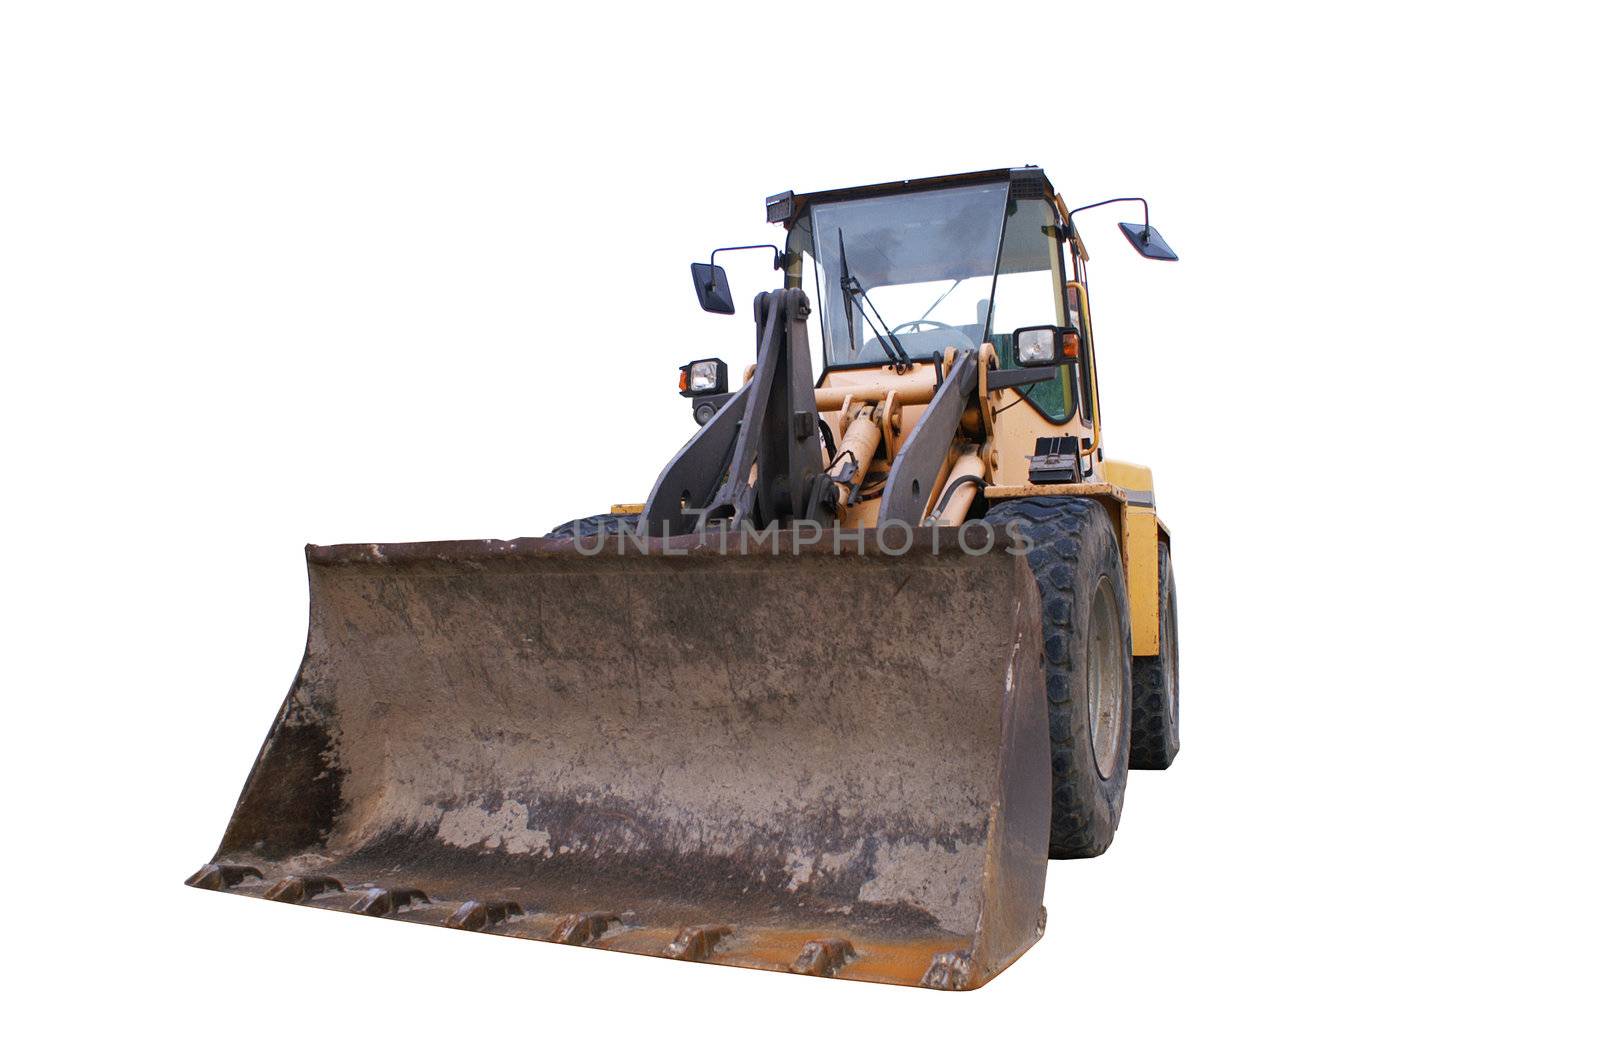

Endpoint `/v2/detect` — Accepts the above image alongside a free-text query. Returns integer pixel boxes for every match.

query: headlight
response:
[679,358,729,396]
[1014,328,1059,366]
[689,361,721,392]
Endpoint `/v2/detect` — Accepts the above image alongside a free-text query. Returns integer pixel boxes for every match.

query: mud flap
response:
[191,531,1050,990]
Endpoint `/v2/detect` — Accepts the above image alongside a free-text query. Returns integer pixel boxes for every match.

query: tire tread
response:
[985,497,1130,859]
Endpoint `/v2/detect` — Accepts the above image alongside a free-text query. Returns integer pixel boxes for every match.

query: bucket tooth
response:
[446,900,524,932]
[264,875,345,903]
[351,887,429,916]
[185,863,262,891]
[920,950,975,991]
[550,911,621,946]
[790,938,856,977]
[663,924,733,962]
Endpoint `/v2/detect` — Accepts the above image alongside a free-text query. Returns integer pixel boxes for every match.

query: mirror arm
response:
[1067,196,1151,241]
[1067,197,1178,262]
[709,244,788,272]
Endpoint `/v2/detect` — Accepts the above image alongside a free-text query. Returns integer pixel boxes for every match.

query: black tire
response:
[545,513,641,539]
[984,497,1132,860]
[1131,542,1180,769]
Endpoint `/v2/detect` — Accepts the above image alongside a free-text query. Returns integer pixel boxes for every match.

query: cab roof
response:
[766,166,1058,226]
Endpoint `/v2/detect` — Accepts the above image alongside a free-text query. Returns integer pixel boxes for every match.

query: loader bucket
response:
[189,531,1050,990]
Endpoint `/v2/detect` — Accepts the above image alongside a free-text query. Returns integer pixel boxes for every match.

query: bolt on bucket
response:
[189,530,1050,990]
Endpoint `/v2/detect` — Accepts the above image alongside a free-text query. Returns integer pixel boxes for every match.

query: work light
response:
[1014,328,1059,366]
[679,357,728,396]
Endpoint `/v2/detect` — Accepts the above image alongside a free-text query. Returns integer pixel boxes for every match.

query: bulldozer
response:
[188,166,1181,991]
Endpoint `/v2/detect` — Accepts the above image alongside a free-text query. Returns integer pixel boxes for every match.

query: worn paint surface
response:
[193,532,1050,990]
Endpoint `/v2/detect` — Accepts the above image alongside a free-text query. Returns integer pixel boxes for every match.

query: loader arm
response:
[643,289,827,534]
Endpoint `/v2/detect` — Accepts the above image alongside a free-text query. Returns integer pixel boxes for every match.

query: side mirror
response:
[1013,325,1081,366]
[690,262,736,315]
[1117,222,1179,261]
[1067,198,1180,262]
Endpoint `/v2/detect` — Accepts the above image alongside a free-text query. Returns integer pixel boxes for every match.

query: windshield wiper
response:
[837,229,913,371]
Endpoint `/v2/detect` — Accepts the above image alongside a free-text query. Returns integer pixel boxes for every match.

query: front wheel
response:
[984,498,1132,859]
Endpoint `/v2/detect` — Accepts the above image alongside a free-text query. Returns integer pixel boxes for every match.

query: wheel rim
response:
[1162,588,1179,732]
[1087,575,1125,779]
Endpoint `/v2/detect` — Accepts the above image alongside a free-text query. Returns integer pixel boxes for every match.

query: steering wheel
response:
[892,318,961,335]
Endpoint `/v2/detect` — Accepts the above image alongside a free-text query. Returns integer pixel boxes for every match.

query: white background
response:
[4,2,1595,1059]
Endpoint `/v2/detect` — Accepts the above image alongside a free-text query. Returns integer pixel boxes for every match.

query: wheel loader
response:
[188,165,1181,991]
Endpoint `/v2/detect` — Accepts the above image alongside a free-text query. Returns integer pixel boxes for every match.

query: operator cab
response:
[776,166,1088,424]
[687,166,1176,428]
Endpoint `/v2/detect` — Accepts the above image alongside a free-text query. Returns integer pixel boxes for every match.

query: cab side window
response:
[987,198,1073,422]
[1065,283,1093,425]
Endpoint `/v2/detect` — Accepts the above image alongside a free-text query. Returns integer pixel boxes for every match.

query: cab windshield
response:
[784,181,1076,421]
[786,183,1009,365]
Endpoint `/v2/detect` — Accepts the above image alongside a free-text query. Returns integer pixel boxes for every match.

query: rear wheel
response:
[984,497,1132,859]
[1131,542,1180,769]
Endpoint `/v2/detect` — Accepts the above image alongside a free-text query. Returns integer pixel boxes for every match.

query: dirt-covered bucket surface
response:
[191,531,1050,989]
